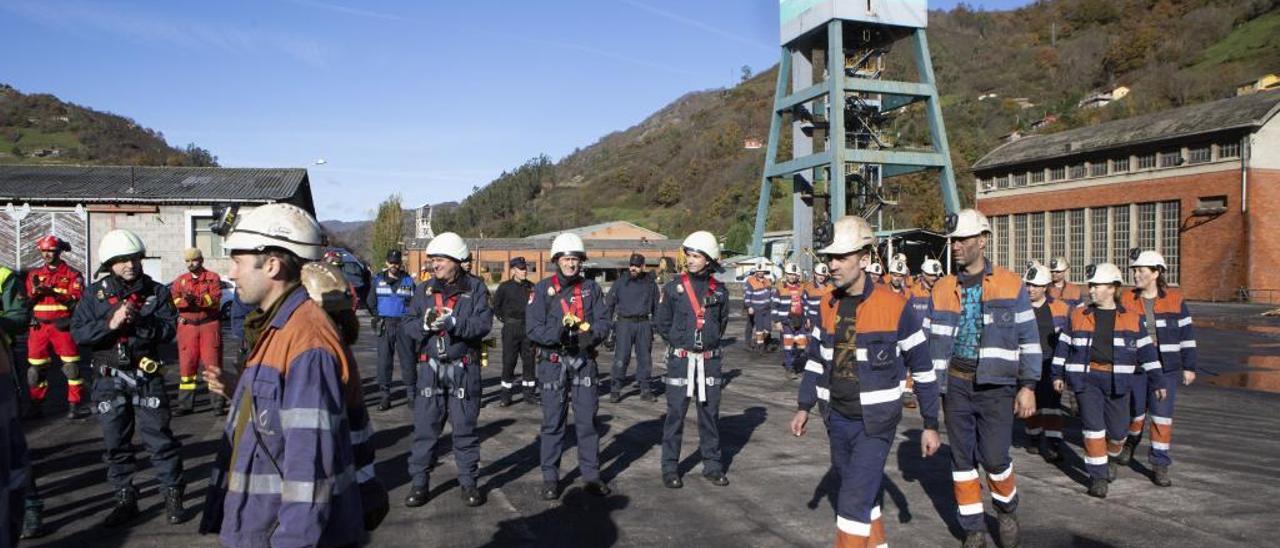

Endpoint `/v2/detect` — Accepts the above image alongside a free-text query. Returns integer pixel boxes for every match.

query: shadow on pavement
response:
[480,490,629,548]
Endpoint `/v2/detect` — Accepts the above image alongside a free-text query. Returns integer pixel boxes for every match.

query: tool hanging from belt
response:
[421,357,468,399]
[431,290,460,357]
[551,277,590,333]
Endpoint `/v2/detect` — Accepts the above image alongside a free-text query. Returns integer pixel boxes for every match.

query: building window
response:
[991,216,1003,268]
[1219,140,1240,159]
[1158,150,1182,168]
[1137,153,1156,170]
[1113,157,1129,173]
[482,261,505,275]
[1069,163,1086,179]
[1112,205,1130,271]
[1089,161,1108,177]
[1029,213,1045,264]
[1050,166,1066,181]
[1011,173,1027,187]
[191,215,228,259]
[1013,214,1028,269]
[1197,195,1227,210]
[1050,210,1067,264]
[1138,203,1157,259]
[1090,207,1109,265]
[1187,145,1211,164]
[996,174,1009,189]
[1161,201,1180,285]
[1070,209,1086,274]
[1030,170,1045,184]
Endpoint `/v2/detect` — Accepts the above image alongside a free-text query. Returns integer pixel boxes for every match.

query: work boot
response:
[102,487,139,527]
[19,504,44,539]
[524,388,539,406]
[584,480,611,497]
[540,481,559,501]
[703,471,730,487]
[213,398,228,416]
[66,402,88,420]
[1107,459,1118,482]
[460,486,484,507]
[173,406,193,417]
[996,509,1020,548]
[1152,465,1172,487]
[1025,434,1041,455]
[499,389,513,407]
[1115,440,1135,466]
[405,485,430,507]
[662,473,683,489]
[165,485,186,525]
[1088,478,1109,499]
[962,531,987,548]
[377,394,392,412]
[609,390,622,404]
[1042,440,1063,463]
[902,392,918,409]
[640,390,656,403]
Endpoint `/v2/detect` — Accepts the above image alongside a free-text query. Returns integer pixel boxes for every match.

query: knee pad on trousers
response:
[61,361,80,380]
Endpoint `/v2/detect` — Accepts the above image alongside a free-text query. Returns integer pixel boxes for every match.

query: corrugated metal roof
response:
[972,90,1280,171]
[525,220,667,240]
[0,165,309,203]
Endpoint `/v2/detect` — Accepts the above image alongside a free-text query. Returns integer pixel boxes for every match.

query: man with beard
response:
[170,247,224,416]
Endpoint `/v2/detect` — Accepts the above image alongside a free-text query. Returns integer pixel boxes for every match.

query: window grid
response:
[1113,157,1129,172]
[1137,153,1156,169]
[1159,150,1181,168]
[1070,209,1086,274]
[1050,210,1067,264]
[1113,206,1131,271]
[1137,203,1157,256]
[1089,162,1108,177]
[991,216,1005,269]
[1050,166,1066,181]
[1161,201,1181,285]
[996,174,1009,189]
[1090,208,1109,265]
[1030,170,1045,184]
[1069,163,1086,179]
[1219,141,1240,159]
[1187,145,1211,164]
[191,215,229,259]
[1013,214,1028,270]
[1029,213,1045,265]
[1012,173,1027,187]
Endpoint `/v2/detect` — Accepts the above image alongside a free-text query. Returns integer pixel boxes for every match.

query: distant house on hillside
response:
[1237,73,1279,96]
[1078,86,1131,109]
[0,165,315,281]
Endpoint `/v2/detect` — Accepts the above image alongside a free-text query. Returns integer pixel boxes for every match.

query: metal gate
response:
[0,205,90,274]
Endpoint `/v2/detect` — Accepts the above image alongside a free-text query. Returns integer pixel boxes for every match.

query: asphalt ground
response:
[16,302,1280,548]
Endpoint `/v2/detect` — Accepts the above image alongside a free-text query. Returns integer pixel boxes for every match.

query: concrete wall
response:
[979,167,1280,302]
[88,204,262,284]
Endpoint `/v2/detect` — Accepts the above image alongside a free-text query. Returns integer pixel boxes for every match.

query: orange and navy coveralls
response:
[170,268,222,409]
[1120,287,1196,467]
[1023,297,1071,442]
[25,261,84,405]
[1049,282,1086,308]
[1051,302,1162,479]
[774,280,809,374]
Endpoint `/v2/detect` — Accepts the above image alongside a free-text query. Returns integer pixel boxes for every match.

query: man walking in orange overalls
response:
[170,248,223,416]
[24,235,85,419]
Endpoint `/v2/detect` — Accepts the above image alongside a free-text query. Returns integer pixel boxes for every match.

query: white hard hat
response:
[813,263,830,276]
[888,259,909,276]
[754,259,771,273]
[550,233,587,261]
[783,262,801,276]
[818,216,876,255]
[945,208,991,238]
[921,259,944,276]
[893,252,907,263]
[1129,249,1167,270]
[681,231,720,262]
[426,232,469,262]
[1023,262,1051,285]
[97,229,146,272]
[1049,256,1070,272]
[223,203,324,260]
[1084,263,1124,285]
[864,262,883,276]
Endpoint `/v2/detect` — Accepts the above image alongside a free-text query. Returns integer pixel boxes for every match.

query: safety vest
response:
[373,271,415,317]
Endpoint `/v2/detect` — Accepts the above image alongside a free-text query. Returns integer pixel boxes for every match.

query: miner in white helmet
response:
[655,231,732,489]
[525,233,613,500]
[774,261,809,380]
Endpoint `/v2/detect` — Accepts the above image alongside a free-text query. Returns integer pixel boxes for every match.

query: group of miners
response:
[785,209,1196,548]
[0,203,1199,548]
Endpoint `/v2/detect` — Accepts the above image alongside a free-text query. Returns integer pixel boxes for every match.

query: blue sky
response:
[0,0,1031,220]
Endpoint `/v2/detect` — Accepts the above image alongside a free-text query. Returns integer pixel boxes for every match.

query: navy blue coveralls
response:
[71,274,183,492]
[655,271,729,477]
[369,269,416,403]
[606,271,658,395]
[526,273,612,484]
[402,273,493,491]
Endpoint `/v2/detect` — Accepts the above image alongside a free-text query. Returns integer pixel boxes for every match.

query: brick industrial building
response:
[973,90,1280,303]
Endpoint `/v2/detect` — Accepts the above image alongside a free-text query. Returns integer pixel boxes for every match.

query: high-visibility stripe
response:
[980,347,1020,361]
[1178,317,1193,327]
[930,324,955,337]
[860,382,906,406]
[988,466,1013,482]
[805,360,825,374]
[60,355,80,362]
[1152,441,1170,450]
[179,383,197,390]
[1052,357,1067,367]
[1141,361,1162,371]
[1180,340,1197,349]
[911,369,937,383]
[952,469,979,482]
[932,359,948,371]
[1014,310,1036,324]
[1065,364,1085,372]
[27,358,50,365]
[33,304,67,312]
[836,515,871,536]
[1113,365,1136,375]
[67,378,83,386]
[282,467,355,504]
[1019,343,1041,356]
[1152,416,1172,425]
[899,329,927,352]
[1155,319,1167,327]
[855,348,869,362]
[280,407,335,431]
[820,346,834,361]
[815,387,830,401]
[1159,344,1181,353]
[228,472,283,495]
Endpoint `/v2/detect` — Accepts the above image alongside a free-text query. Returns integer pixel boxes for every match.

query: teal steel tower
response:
[751,0,959,261]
